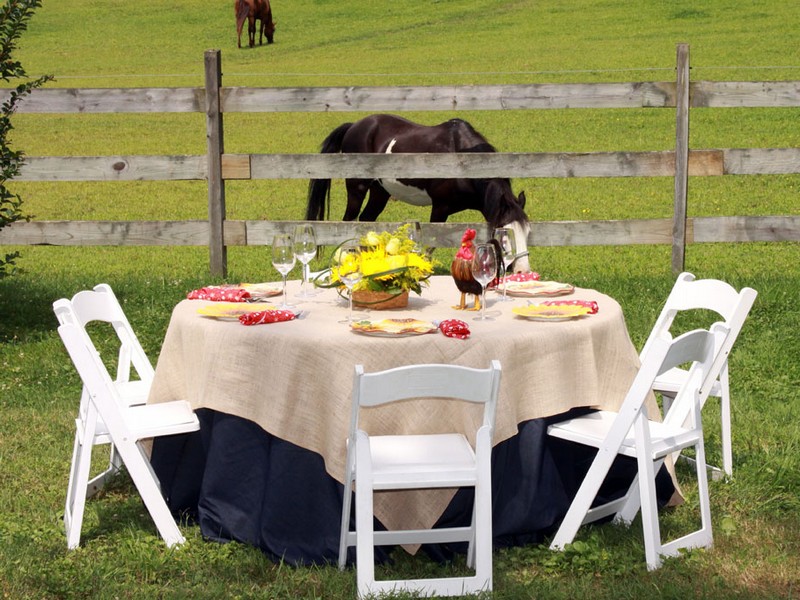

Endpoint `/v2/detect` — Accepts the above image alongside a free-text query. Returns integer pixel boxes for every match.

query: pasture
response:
[1,1,799,598]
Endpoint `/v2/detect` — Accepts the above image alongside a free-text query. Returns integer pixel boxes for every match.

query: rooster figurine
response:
[451,228,501,310]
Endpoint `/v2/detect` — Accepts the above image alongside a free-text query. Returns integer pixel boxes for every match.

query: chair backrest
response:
[57,321,134,437]
[661,322,732,429]
[53,284,154,386]
[640,272,757,364]
[619,328,723,431]
[350,361,502,439]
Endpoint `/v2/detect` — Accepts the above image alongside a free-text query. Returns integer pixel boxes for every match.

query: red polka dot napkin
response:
[187,287,251,302]
[438,319,470,340]
[238,309,297,326]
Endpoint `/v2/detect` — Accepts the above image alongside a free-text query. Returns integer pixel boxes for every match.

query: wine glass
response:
[271,233,296,309]
[404,220,423,252]
[493,227,517,302]
[293,224,318,298]
[470,243,497,321]
[335,243,362,324]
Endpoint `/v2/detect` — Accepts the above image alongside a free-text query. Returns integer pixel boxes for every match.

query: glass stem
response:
[481,286,487,320]
[282,274,288,307]
[348,290,353,323]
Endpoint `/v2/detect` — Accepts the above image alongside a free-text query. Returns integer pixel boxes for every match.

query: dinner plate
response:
[351,318,439,337]
[197,302,276,320]
[239,283,283,298]
[498,280,575,298]
[512,303,593,321]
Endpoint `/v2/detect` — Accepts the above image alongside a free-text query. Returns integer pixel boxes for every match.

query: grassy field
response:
[2,0,800,598]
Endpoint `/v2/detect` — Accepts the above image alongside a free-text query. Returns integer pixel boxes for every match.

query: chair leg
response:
[354,432,376,598]
[65,426,94,550]
[338,442,355,570]
[615,473,642,526]
[692,430,714,547]
[113,438,185,547]
[633,414,662,571]
[719,368,733,477]
[550,438,620,550]
[472,427,493,589]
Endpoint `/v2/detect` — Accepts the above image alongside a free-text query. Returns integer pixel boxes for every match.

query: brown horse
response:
[235,0,275,48]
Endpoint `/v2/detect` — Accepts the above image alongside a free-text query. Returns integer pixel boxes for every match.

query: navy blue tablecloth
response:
[151,408,674,565]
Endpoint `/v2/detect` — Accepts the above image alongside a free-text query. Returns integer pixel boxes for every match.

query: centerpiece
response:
[318,224,436,309]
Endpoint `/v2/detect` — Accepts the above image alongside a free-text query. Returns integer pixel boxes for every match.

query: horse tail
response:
[305,122,353,221]
[235,1,250,41]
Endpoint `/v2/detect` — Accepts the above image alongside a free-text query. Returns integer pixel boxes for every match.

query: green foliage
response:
[0,0,51,277]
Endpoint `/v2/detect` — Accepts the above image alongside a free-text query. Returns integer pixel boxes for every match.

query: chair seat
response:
[126,401,199,440]
[548,410,703,460]
[370,433,477,489]
[116,379,151,406]
[654,367,722,397]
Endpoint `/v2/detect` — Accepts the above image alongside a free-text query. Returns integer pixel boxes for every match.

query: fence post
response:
[204,49,227,278]
[672,43,690,275]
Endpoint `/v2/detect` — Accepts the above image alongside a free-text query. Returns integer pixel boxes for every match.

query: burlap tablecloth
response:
[149,276,647,535]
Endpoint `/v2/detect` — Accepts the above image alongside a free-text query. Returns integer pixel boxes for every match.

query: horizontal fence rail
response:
[15,148,800,182]
[11,81,800,114]
[1,45,799,276]
[4,217,799,248]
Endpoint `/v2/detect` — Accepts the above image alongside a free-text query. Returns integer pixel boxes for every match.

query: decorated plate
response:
[197,302,275,320]
[240,283,283,298]
[512,303,593,321]
[499,280,575,298]
[351,318,439,337]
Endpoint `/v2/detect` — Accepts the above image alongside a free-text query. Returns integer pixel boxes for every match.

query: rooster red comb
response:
[455,228,477,260]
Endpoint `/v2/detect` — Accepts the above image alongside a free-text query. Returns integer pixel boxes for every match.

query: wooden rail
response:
[2,45,799,276]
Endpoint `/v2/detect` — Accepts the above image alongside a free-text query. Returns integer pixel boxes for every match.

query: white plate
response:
[240,283,283,298]
[499,280,575,298]
[351,318,438,337]
[512,304,592,321]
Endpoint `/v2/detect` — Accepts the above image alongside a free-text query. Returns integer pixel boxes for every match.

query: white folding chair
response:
[548,326,729,570]
[641,272,757,477]
[339,361,502,598]
[57,321,199,549]
[53,284,156,497]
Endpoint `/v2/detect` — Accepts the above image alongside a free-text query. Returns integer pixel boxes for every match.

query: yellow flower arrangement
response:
[325,224,436,296]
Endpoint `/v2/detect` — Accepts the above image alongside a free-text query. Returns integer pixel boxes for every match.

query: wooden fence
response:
[2,44,799,276]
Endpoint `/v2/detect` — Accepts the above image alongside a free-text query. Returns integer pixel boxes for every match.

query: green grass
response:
[2,1,800,598]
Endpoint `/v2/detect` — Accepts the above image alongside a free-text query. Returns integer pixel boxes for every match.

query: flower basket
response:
[352,289,409,310]
[317,224,437,304]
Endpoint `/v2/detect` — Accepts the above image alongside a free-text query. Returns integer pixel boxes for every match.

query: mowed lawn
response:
[1,1,799,598]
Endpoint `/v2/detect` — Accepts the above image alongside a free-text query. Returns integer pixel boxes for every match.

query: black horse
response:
[305,114,531,271]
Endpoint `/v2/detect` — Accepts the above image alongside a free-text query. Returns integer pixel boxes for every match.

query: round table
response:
[148,276,673,564]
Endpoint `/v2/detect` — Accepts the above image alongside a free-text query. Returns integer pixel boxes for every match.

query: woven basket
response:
[352,289,409,310]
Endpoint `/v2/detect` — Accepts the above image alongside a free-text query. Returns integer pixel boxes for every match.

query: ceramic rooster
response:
[451,229,501,310]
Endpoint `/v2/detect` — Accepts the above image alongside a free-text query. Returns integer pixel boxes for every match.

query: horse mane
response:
[447,118,498,153]
[442,119,527,229]
[476,178,528,230]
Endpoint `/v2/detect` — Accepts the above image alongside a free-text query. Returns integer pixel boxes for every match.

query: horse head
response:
[484,180,531,273]
[261,0,276,44]
[264,19,276,44]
